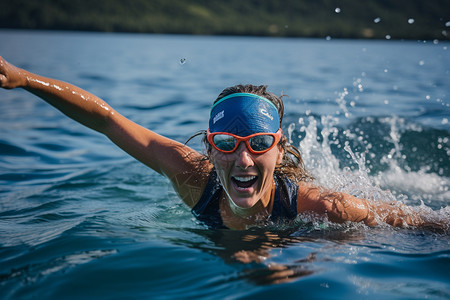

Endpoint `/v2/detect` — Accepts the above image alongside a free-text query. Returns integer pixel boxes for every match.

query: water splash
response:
[288,95,449,230]
[335,88,351,118]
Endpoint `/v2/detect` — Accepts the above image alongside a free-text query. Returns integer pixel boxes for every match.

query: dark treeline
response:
[1,0,449,40]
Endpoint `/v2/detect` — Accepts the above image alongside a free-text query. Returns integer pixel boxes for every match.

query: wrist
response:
[7,65,29,89]
[19,69,33,89]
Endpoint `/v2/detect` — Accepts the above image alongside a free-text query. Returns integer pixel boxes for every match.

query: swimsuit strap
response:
[192,170,226,229]
[270,173,299,222]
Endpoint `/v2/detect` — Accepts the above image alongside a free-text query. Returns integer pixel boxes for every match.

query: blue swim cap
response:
[209,93,280,136]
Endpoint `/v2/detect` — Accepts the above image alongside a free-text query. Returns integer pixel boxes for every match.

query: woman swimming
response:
[0,56,438,230]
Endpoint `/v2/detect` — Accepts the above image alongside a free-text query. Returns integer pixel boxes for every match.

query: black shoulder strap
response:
[270,174,298,222]
[191,170,225,228]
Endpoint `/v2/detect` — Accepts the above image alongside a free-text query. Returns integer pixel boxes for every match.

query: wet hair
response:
[186,84,313,182]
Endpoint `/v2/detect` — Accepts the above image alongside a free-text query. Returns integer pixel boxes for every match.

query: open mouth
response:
[231,175,258,190]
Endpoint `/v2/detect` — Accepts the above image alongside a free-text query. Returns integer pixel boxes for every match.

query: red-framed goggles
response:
[207,129,282,154]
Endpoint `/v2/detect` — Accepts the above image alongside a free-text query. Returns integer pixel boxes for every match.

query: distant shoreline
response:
[1,0,448,41]
[1,28,448,43]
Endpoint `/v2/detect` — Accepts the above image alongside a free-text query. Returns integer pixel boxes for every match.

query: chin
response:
[230,195,258,208]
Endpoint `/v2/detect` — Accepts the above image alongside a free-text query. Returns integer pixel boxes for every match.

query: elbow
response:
[93,109,116,135]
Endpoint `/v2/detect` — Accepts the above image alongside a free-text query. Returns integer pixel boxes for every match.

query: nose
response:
[234,142,254,169]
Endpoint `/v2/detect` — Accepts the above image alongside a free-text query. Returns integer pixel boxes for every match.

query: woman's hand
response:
[0,56,27,89]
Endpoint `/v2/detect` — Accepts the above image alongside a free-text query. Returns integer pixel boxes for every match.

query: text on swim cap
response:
[213,110,224,124]
[260,109,273,120]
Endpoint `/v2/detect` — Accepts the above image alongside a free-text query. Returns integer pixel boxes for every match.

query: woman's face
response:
[211,141,283,209]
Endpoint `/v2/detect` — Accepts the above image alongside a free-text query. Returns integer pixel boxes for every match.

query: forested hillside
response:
[1,0,448,40]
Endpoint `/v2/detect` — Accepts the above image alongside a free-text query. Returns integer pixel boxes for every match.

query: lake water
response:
[0,30,449,299]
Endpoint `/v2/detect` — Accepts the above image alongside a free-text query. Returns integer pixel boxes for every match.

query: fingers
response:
[0,74,6,87]
[0,55,6,72]
[0,56,10,88]
[0,56,25,89]
[0,56,9,88]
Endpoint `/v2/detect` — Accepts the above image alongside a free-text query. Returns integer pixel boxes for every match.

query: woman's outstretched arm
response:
[0,56,210,207]
[297,182,434,228]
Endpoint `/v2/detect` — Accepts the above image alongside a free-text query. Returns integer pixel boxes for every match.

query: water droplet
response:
[385,35,391,40]
[419,60,425,66]
[335,7,341,13]
[374,17,381,23]
[408,18,415,24]
[426,95,431,100]
[384,99,389,104]
[445,21,450,27]
[442,118,449,125]
[326,36,332,41]
[433,39,439,44]
[180,58,186,65]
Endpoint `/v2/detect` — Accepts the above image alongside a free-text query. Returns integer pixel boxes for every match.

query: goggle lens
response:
[212,135,237,152]
[249,135,275,152]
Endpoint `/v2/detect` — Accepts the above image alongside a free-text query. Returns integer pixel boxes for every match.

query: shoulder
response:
[296,181,326,214]
[171,161,214,208]
[296,181,347,213]
[296,182,371,224]
[296,181,349,217]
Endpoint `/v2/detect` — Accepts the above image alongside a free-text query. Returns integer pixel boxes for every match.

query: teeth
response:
[233,176,256,182]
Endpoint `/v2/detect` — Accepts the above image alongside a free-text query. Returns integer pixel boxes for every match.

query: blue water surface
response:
[0,30,449,299]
